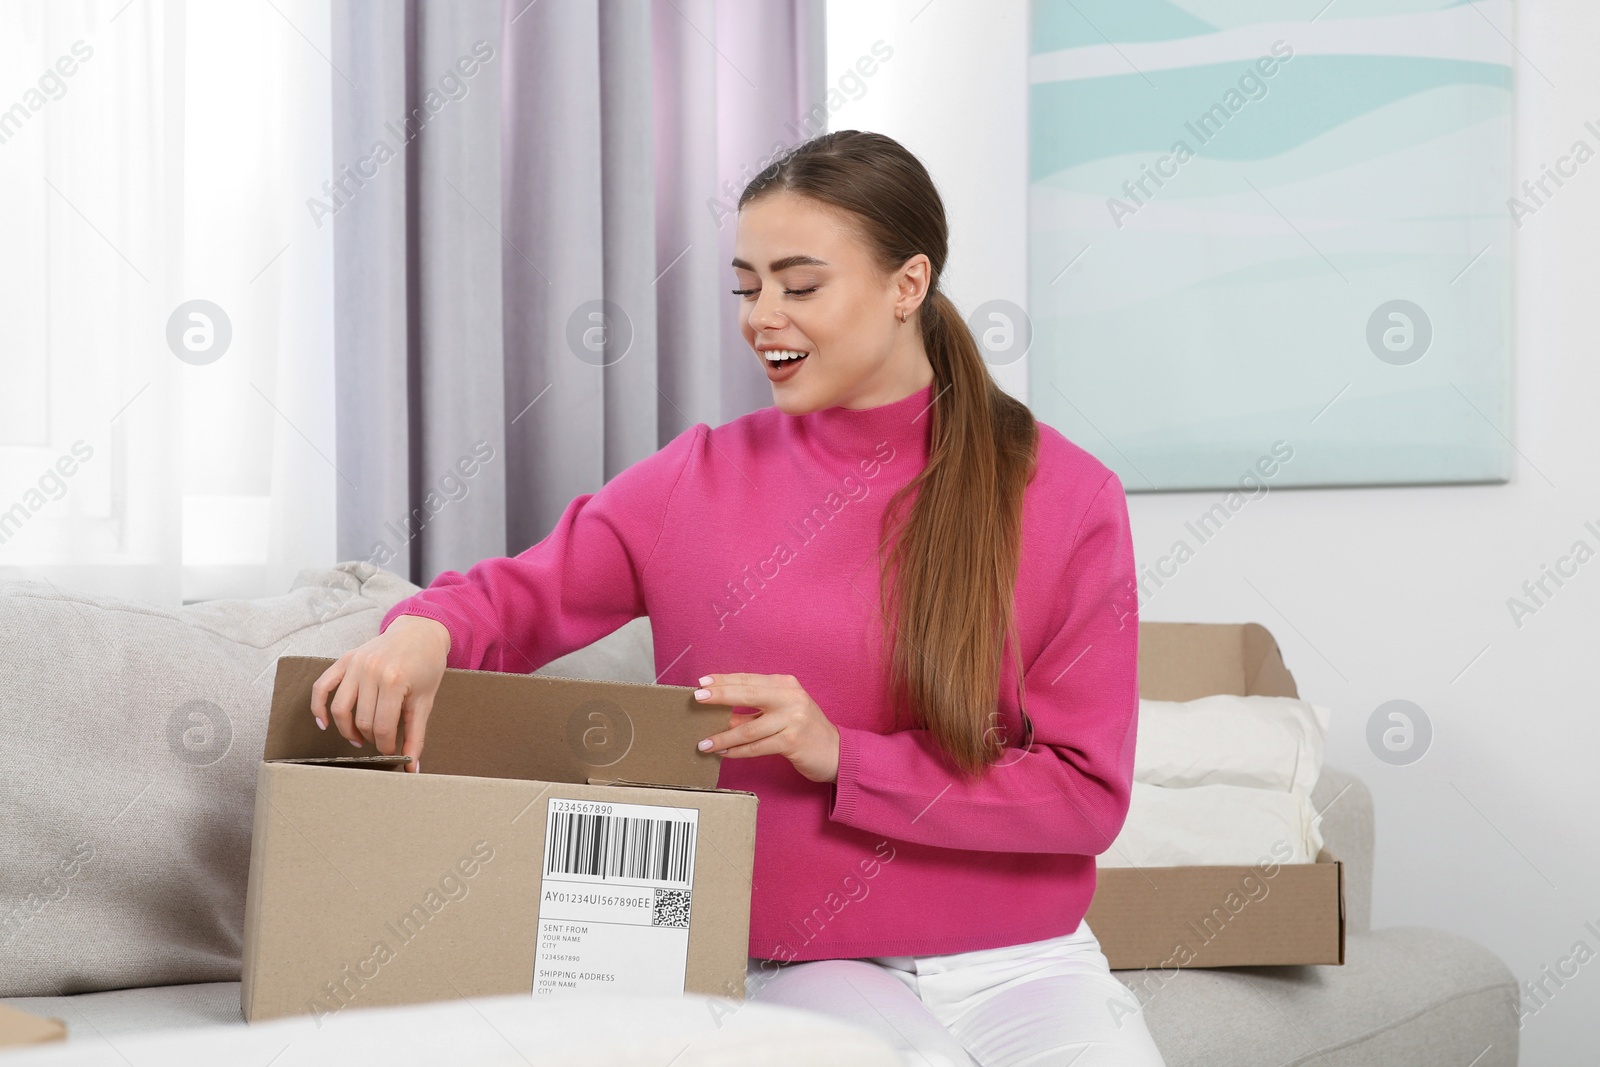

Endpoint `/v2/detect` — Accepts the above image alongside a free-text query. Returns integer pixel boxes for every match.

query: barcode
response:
[545,809,694,886]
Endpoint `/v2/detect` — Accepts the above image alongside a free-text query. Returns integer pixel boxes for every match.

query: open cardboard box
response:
[239,657,757,1024]
[242,623,1335,1022]
[1084,622,1346,970]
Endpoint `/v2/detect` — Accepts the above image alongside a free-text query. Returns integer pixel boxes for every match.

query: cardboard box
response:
[1085,622,1346,970]
[240,656,757,1024]
[0,1003,65,1048]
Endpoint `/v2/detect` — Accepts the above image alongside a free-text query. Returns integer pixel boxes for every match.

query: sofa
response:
[0,563,1519,1065]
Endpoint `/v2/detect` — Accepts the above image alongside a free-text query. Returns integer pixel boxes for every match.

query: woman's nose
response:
[749,292,786,331]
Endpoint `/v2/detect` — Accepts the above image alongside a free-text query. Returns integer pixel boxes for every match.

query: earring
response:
[897,307,908,323]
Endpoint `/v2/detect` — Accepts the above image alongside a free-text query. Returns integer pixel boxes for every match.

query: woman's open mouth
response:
[763,349,809,382]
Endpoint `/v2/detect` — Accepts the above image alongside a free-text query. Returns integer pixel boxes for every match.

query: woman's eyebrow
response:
[730,254,830,272]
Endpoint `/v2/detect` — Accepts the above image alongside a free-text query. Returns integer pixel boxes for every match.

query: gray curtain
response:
[332,0,826,585]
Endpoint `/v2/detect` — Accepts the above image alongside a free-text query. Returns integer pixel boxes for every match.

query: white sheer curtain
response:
[0,0,334,604]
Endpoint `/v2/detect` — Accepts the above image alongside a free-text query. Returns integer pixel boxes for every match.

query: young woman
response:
[310,130,1164,1067]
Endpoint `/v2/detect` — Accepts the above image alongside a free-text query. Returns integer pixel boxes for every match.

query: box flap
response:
[271,754,411,769]
[0,1003,65,1047]
[586,775,757,798]
[1138,621,1299,701]
[266,656,727,789]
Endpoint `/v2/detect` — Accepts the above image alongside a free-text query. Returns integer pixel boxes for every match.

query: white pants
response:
[745,920,1166,1067]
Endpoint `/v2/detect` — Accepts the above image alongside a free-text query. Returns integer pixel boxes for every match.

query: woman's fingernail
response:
[697,739,713,751]
[351,738,362,748]
[315,718,325,730]
[694,688,710,700]
[413,761,421,774]
[698,675,713,686]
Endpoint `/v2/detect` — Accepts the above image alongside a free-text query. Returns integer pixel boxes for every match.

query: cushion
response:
[1126,926,1519,1067]
[2,983,242,1040]
[0,563,418,997]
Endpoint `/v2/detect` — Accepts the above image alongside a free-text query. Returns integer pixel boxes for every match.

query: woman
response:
[310,130,1164,1067]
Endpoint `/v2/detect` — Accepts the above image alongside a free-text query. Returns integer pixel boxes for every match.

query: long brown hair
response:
[739,130,1039,778]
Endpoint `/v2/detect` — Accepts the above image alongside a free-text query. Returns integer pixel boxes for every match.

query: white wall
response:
[829,3,1598,1064]
[825,2,1030,400]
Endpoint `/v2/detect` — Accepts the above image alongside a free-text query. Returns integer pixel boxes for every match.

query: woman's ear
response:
[895,253,932,314]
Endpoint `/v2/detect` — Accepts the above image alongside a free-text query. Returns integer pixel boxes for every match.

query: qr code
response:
[652,888,692,929]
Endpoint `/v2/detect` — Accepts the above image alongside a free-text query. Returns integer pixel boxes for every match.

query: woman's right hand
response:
[310,615,451,773]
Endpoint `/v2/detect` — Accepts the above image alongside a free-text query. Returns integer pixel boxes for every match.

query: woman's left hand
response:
[694,673,840,783]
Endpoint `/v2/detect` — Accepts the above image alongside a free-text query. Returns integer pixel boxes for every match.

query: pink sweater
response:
[380,381,1141,961]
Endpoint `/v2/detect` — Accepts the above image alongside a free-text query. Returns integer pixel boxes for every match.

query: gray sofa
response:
[0,564,1519,1064]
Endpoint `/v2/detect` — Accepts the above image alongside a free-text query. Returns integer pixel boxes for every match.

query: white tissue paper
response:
[1098,694,1332,869]
[1134,694,1330,794]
